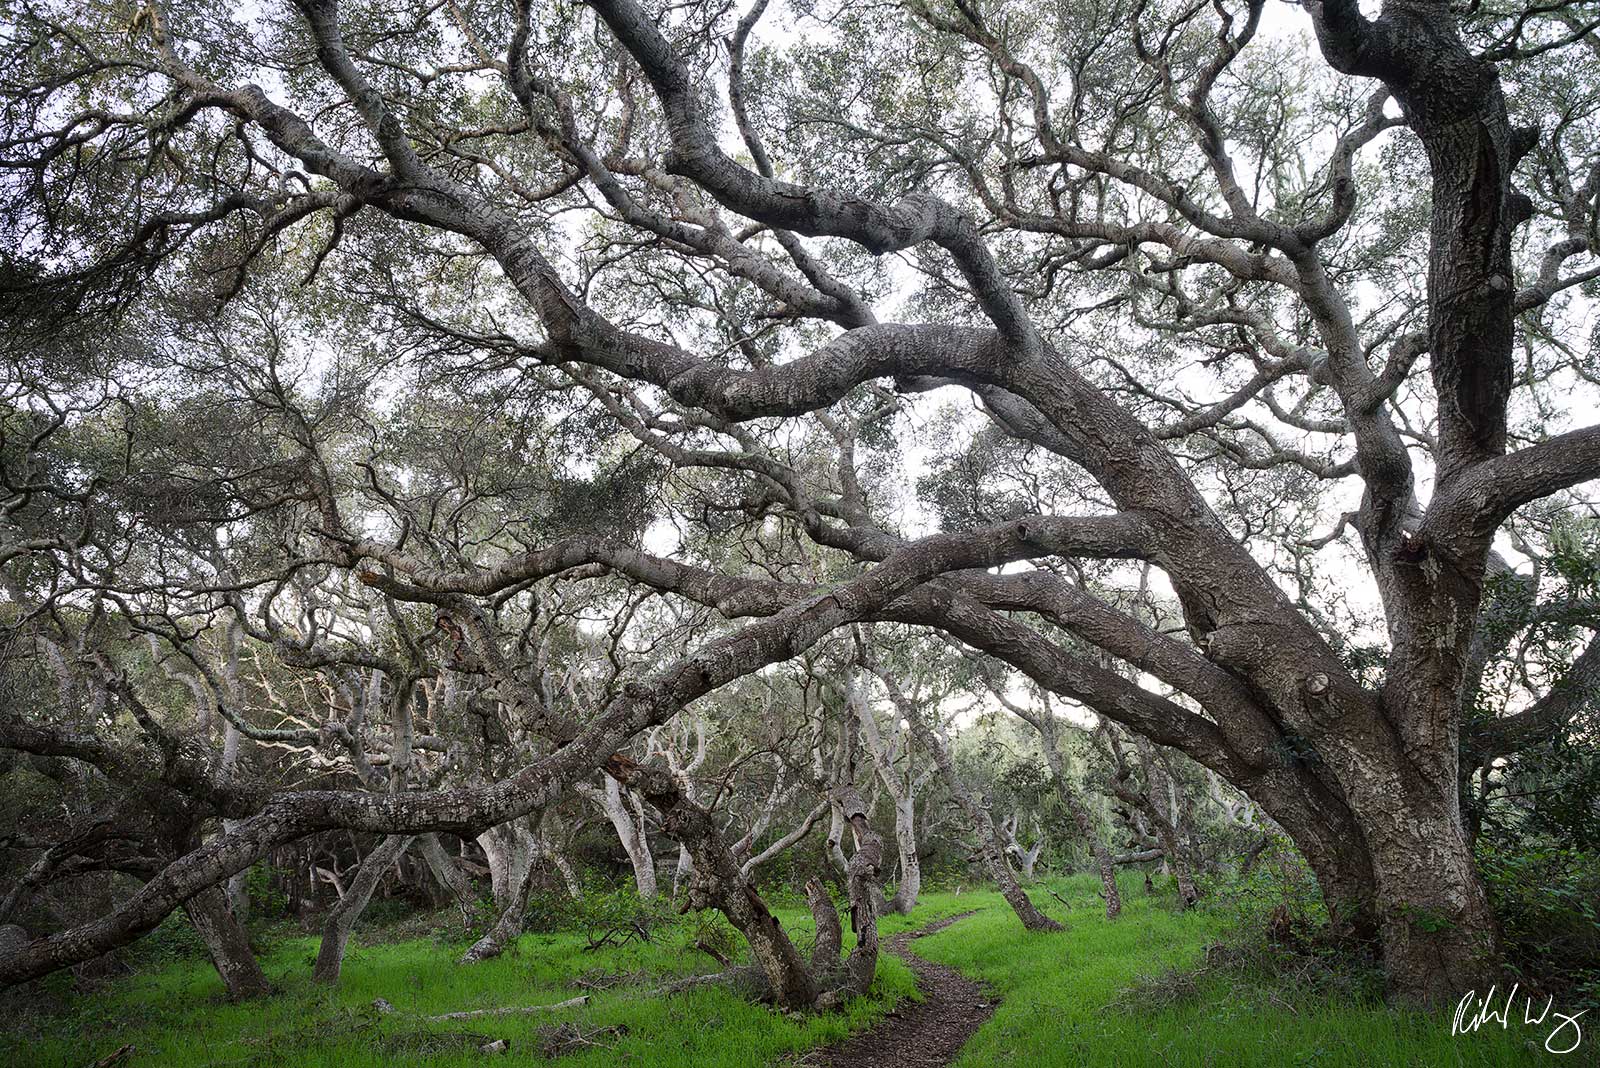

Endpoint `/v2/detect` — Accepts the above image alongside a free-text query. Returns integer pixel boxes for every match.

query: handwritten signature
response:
[1453,984,1587,1054]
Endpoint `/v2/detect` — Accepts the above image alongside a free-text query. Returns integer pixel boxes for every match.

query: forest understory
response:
[1,872,1574,1068]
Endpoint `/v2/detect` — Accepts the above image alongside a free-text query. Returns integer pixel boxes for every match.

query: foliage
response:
[522,883,677,945]
[244,864,291,921]
[1209,835,1329,932]
[1477,838,1600,1007]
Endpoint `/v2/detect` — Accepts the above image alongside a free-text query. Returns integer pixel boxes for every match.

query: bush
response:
[244,862,289,918]
[1210,834,1327,931]
[128,908,211,967]
[521,881,677,944]
[1477,838,1600,1006]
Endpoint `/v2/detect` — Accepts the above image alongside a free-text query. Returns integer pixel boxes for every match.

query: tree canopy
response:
[1,0,1598,1007]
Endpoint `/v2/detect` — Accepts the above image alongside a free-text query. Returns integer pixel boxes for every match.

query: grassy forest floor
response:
[1,873,1571,1067]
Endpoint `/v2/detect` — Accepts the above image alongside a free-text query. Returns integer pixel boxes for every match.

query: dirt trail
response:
[805,910,994,1068]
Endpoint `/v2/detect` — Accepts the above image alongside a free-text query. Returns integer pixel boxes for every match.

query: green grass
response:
[2,877,1577,1067]
[910,874,1568,1067]
[1,896,966,1068]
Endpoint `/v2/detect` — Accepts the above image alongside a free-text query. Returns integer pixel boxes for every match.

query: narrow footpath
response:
[807,911,994,1068]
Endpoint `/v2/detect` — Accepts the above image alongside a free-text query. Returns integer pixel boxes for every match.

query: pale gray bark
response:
[999,812,1045,881]
[579,776,658,899]
[460,854,535,963]
[852,673,933,913]
[873,668,1061,932]
[417,834,477,920]
[312,834,414,984]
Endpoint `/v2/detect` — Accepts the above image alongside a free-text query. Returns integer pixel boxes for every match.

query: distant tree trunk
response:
[824,803,850,875]
[546,841,582,900]
[312,835,413,984]
[879,672,1061,932]
[1000,812,1045,881]
[1147,812,1199,908]
[583,777,658,899]
[477,821,536,912]
[852,673,928,914]
[1104,726,1199,908]
[1240,834,1272,877]
[185,884,271,1000]
[218,628,250,920]
[886,796,923,913]
[460,858,534,963]
[417,834,477,922]
[1038,734,1120,920]
[980,676,1123,920]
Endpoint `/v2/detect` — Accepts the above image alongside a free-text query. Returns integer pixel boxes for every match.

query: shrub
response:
[1477,838,1600,1006]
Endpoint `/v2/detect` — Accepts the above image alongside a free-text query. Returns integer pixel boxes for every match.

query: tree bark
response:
[853,674,928,913]
[881,673,1062,932]
[1000,812,1044,881]
[312,834,413,984]
[184,884,270,1000]
[605,754,819,1010]
[460,855,535,963]
[837,790,884,1000]
[583,777,658,899]
[416,833,477,921]
[804,877,843,971]
[476,821,535,912]
[886,795,923,913]
[1040,738,1120,920]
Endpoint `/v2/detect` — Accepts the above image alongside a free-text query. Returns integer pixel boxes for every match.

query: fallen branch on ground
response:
[538,1022,630,1057]
[372,995,588,1021]
[650,965,765,996]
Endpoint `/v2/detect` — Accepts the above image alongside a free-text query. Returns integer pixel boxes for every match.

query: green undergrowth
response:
[909,873,1570,1067]
[3,875,1581,1066]
[1,894,965,1068]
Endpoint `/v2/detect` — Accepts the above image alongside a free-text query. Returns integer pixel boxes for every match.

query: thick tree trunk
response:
[312,835,413,984]
[1303,0,1526,1004]
[184,885,270,1000]
[1345,750,1499,1002]
[1243,766,1379,942]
